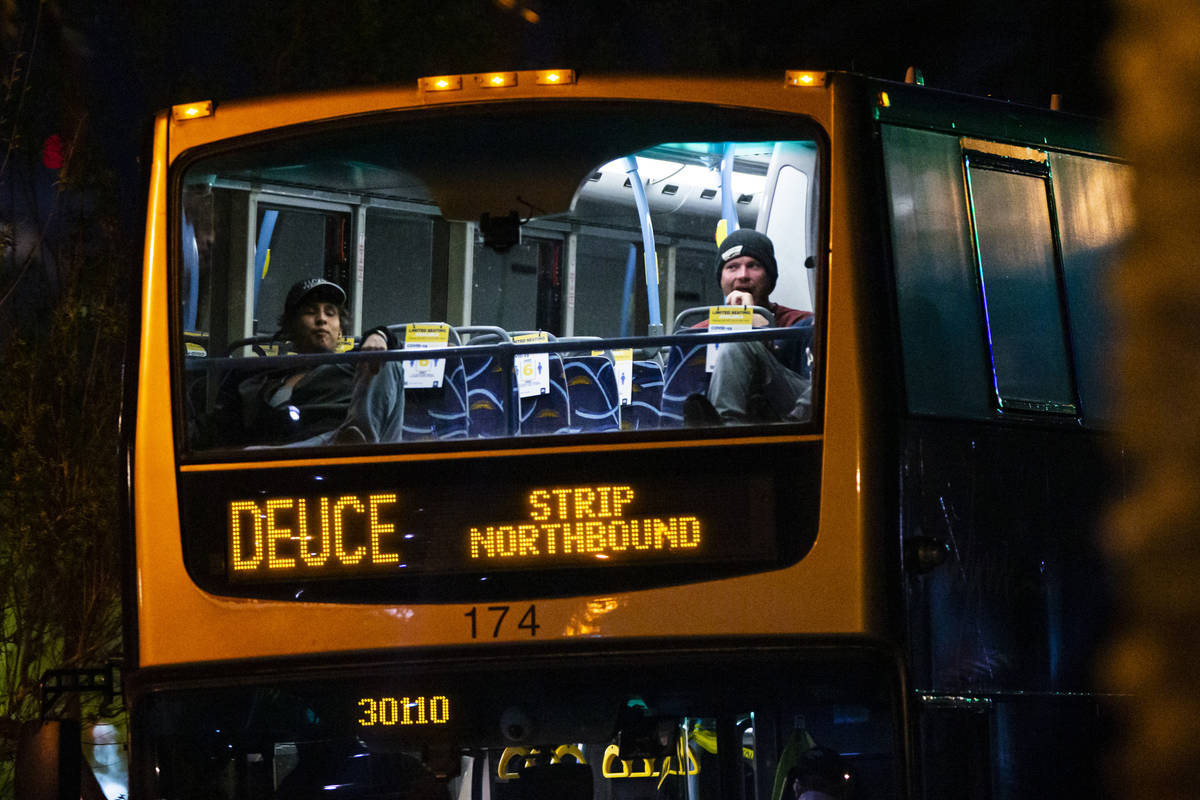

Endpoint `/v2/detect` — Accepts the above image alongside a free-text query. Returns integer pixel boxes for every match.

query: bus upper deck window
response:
[176,107,823,454]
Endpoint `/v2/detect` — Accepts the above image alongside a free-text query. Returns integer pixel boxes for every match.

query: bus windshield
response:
[178,101,822,454]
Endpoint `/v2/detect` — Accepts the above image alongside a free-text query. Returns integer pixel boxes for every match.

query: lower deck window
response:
[140,650,900,800]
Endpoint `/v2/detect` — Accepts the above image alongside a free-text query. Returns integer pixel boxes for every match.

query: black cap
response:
[715,229,778,293]
[282,278,346,320]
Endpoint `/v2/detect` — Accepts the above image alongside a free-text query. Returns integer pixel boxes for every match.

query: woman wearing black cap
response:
[198,278,404,447]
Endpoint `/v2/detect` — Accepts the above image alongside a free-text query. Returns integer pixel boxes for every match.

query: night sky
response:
[0,0,1116,340]
[24,0,1116,220]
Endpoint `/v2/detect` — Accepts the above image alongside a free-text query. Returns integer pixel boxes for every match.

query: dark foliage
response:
[1,1,129,793]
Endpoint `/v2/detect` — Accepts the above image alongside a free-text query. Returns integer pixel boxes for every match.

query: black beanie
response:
[715,229,778,293]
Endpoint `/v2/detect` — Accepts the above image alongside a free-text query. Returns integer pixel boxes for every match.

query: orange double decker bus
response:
[29,69,1131,799]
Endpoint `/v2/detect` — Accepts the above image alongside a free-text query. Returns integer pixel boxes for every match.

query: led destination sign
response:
[226,479,775,583]
[469,486,700,560]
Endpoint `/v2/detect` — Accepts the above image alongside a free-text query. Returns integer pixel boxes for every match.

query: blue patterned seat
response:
[622,359,664,430]
[563,354,621,432]
[517,352,571,435]
[456,327,517,438]
[660,335,709,427]
[393,324,469,441]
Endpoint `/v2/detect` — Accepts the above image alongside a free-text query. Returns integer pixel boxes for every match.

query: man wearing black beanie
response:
[686,229,813,425]
[713,228,781,305]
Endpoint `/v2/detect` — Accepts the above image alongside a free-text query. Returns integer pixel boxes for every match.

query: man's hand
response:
[725,291,770,328]
[358,330,389,377]
[724,289,755,307]
[361,331,388,351]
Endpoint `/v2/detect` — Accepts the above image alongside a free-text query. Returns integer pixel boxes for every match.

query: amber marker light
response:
[535,69,575,85]
[171,100,214,122]
[878,91,892,108]
[421,75,463,92]
[477,71,518,88]
[784,71,826,88]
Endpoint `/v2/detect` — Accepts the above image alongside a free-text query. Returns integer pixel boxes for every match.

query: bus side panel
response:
[903,418,1117,798]
[903,420,1115,695]
[879,112,1129,798]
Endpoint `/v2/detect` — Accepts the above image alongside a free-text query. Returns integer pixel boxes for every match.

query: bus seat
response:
[660,335,710,426]
[660,305,761,427]
[518,352,571,435]
[456,326,516,438]
[672,304,775,332]
[464,355,511,437]
[661,314,814,426]
[401,358,469,440]
[773,317,815,379]
[186,336,291,448]
[622,360,664,429]
[224,334,287,358]
[563,354,621,432]
[393,324,470,441]
[509,331,572,436]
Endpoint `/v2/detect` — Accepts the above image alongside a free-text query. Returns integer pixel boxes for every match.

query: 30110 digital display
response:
[358,695,450,727]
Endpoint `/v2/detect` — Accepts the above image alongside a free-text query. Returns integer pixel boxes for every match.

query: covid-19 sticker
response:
[403,323,450,388]
[513,332,551,398]
[611,349,633,405]
[706,306,753,372]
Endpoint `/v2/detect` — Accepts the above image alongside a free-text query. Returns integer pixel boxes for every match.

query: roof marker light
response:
[784,71,826,88]
[421,75,463,92]
[535,69,575,85]
[477,71,518,88]
[171,101,214,122]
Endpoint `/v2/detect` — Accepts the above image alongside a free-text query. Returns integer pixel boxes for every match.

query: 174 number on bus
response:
[465,605,539,638]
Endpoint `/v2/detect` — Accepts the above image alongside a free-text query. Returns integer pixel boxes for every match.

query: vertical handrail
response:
[623,157,663,335]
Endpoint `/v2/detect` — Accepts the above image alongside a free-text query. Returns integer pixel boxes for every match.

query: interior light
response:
[421,75,463,92]
[171,100,214,122]
[535,69,575,85]
[784,70,826,88]
[477,72,518,88]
